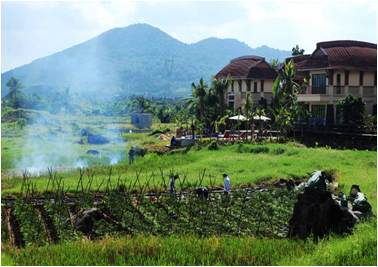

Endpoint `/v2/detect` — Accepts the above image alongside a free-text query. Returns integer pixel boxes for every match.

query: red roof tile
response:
[215,55,277,80]
[299,40,377,71]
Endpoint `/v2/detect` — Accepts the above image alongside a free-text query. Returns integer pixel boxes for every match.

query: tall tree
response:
[269,58,280,68]
[52,87,75,114]
[243,92,254,142]
[211,75,232,117]
[270,60,307,141]
[131,96,153,113]
[5,77,24,99]
[292,45,305,56]
[191,78,208,118]
[336,94,366,125]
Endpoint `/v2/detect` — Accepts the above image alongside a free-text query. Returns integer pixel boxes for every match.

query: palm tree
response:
[211,75,232,117]
[243,92,254,142]
[191,78,208,118]
[61,87,73,113]
[5,77,24,99]
[271,60,307,141]
[131,96,153,113]
[53,87,75,114]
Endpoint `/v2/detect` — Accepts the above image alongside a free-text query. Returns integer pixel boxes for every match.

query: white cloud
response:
[70,1,138,30]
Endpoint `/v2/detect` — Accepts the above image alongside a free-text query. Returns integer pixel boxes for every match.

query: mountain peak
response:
[1,24,291,96]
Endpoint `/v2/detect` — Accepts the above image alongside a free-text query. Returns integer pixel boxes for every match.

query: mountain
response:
[1,24,291,97]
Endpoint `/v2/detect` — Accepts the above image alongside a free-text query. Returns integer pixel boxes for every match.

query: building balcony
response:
[297,86,331,102]
[297,85,377,103]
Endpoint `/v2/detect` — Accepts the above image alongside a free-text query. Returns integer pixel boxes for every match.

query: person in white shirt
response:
[223,173,231,194]
[169,174,179,193]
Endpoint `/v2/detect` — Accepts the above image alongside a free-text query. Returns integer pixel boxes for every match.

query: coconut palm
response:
[211,75,232,117]
[243,92,254,142]
[191,78,208,118]
[131,96,153,114]
[5,77,24,99]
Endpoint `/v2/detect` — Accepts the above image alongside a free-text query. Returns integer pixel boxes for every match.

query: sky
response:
[1,0,377,72]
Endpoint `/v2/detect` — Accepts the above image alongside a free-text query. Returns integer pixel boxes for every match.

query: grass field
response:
[1,117,377,266]
[2,142,377,210]
[2,219,376,266]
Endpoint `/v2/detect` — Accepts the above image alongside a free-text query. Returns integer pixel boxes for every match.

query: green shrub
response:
[208,140,219,150]
[134,146,148,157]
[250,146,269,154]
[271,147,286,155]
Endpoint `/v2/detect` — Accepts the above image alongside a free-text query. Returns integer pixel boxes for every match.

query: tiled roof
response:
[285,55,311,81]
[299,40,377,71]
[215,55,277,80]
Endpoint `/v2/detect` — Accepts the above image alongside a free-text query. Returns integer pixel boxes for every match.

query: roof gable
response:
[299,40,377,71]
[215,55,277,80]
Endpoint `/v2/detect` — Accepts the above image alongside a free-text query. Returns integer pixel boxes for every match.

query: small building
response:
[131,113,152,128]
[215,55,278,110]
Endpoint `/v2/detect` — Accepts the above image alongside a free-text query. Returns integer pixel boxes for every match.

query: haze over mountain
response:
[1,23,291,97]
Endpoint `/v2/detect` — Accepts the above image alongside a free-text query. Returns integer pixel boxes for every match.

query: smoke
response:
[14,113,127,175]
[105,125,127,166]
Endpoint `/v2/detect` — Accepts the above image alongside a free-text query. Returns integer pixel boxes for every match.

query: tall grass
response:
[3,219,376,266]
[2,143,377,213]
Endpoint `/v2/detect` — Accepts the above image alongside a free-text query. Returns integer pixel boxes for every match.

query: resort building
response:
[292,40,377,124]
[215,55,278,110]
[215,41,377,124]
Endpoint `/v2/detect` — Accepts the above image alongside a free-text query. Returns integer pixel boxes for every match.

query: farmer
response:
[170,136,176,147]
[169,174,180,193]
[128,147,135,165]
[223,173,231,195]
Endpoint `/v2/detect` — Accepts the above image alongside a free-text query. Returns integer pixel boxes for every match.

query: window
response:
[359,71,364,86]
[253,82,258,93]
[247,80,251,91]
[312,74,326,94]
[311,105,326,120]
[241,92,246,99]
[228,101,234,109]
[260,80,264,92]
[238,80,242,92]
[228,94,235,101]
[336,74,341,94]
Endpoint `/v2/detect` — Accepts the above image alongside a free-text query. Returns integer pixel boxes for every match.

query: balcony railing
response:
[333,86,345,95]
[301,86,330,95]
[299,86,375,96]
[363,86,375,96]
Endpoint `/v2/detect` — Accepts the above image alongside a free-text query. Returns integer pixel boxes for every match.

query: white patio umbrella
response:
[253,115,271,121]
[228,115,247,121]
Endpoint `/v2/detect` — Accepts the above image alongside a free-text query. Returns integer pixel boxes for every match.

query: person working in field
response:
[169,174,180,193]
[223,173,231,195]
[128,147,135,165]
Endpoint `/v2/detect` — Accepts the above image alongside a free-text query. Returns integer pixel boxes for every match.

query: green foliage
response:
[17,118,27,130]
[292,45,305,56]
[207,140,219,150]
[269,58,280,68]
[270,60,308,141]
[364,114,377,134]
[3,220,376,266]
[157,105,173,123]
[131,96,154,114]
[1,108,41,124]
[211,75,232,117]
[336,94,366,125]
[5,77,24,99]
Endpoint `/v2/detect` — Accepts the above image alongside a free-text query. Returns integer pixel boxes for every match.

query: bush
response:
[250,146,270,154]
[208,140,219,150]
[271,147,286,155]
[134,146,148,157]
